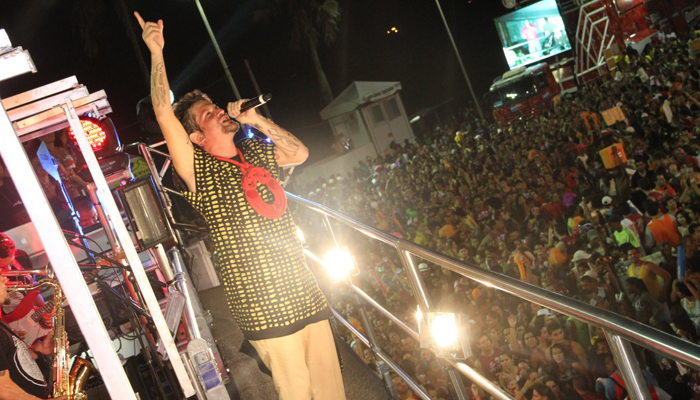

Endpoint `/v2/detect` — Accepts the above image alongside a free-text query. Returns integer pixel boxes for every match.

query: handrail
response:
[288,192,700,370]
[331,309,433,400]
[289,192,700,400]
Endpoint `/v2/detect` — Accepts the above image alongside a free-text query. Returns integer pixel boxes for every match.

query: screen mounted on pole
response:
[494,0,572,70]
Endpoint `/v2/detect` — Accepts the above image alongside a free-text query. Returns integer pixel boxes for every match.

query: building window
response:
[385,98,401,120]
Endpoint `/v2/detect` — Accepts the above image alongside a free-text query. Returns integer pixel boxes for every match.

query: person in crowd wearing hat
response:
[567,250,593,296]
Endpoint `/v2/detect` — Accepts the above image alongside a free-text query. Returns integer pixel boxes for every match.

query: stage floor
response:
[198,285,392,400]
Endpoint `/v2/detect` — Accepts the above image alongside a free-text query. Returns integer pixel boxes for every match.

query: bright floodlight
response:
[418,312,472,360]
[431,314,458,349]
[323,247,355,283]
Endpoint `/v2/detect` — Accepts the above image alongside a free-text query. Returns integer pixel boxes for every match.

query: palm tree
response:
[273,0,340,104]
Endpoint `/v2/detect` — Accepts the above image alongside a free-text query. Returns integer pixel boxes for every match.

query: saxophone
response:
[3,274,96,399]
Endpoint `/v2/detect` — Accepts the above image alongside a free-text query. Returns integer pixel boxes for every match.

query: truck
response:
[484,62,562,126]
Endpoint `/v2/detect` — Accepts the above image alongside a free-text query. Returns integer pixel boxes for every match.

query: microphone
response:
[230,94,271,117]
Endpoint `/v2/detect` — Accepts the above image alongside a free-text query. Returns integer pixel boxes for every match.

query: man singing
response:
[135,12,345,400]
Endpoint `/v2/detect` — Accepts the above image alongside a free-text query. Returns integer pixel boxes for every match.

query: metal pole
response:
[397,249,432,313]
[451,361,512,400]
[193,0,242,100]
[331,309,432,400]
[355,296,397,398]
[169,247,202,339]
[244,59,272,119]
[433,0,485,121]
[87,183,120,253]
[322,214,340,247]
[605,331,650,400]
[447,367,469,400]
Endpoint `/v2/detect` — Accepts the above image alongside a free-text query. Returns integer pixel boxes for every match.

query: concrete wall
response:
[291,143,377,190]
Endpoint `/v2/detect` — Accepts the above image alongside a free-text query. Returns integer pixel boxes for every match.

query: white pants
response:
[250,320,346,400]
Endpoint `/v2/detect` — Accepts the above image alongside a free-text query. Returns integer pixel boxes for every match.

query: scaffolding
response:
[0,32,196,398]
[575,0,617,85]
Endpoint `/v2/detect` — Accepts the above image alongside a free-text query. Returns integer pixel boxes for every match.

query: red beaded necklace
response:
[215,148,286,219]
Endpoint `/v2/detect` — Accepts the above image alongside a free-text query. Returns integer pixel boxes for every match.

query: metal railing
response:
[288,192,700,400]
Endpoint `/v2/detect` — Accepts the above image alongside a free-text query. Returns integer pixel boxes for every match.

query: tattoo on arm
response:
[264,127,300,155]
[151,63,167,107]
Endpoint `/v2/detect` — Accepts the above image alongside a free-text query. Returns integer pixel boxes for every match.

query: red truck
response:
[484,62,562,126]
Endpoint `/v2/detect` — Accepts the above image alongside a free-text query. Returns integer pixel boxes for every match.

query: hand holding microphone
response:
[227,94,271,121]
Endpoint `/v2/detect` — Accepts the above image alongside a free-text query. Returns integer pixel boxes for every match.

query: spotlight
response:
[68,116,121,158]
[417,309,472,360]
[322,246,357,283]
[68,116,131,183]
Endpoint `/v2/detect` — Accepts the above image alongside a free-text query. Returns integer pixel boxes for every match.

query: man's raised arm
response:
[134,12,196,192]
[227,102,309,167]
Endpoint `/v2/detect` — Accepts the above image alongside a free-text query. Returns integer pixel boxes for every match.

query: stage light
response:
[116,176,172,250]
[69,118,107,151]
[247,127,254,138]
[322,246,356,283]
[431,314,458,349]
[69,116,131,184]
[417,310,472,360]
[68,116,121,159]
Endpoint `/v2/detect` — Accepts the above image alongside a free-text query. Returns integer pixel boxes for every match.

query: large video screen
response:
[494,0,572,69]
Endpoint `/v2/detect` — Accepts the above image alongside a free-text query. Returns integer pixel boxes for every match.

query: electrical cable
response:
[61,230,150,342]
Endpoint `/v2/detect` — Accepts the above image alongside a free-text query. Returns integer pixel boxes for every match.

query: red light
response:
[69,119,107,151]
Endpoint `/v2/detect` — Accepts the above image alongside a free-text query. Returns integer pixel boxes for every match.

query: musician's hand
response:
[40,312,53,328]
[227,99,263,126]
[13,330,27,341]
[134,12,164,54]
[31,330,54,356]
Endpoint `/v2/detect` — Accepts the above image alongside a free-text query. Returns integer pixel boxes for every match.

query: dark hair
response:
[0,233,15,259]
[173,89,212,134]
[675,281,693,297]
[625,277,647,292]
[677,210,691,225]
[645,200,660,216]
[690,223,700,236]
[549,342,574,364]
[531,383,555,400]
[546,321,563,334]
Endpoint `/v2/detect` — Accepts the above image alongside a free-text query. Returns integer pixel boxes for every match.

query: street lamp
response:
[433,0,485,121]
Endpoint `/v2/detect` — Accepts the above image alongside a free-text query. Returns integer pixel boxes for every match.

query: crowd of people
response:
[292,29,700,400]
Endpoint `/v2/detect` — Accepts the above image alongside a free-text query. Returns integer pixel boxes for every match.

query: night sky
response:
[0,0,510,163]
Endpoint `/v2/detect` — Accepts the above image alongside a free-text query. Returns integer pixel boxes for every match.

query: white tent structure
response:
[320,81,414,154]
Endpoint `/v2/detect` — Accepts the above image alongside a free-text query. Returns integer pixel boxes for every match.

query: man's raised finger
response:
[134,11,146,29]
